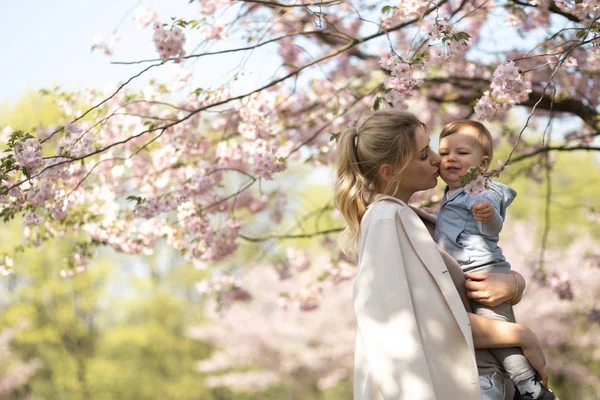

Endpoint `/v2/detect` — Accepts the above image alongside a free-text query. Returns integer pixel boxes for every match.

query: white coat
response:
[353,194,482,400]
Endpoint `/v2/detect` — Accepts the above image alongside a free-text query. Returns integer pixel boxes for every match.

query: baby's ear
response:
[480,155,490,171]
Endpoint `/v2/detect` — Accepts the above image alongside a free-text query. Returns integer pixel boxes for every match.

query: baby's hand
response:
[472,201,494,222]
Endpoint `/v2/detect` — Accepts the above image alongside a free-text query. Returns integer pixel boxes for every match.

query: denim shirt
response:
[434,181,517,270]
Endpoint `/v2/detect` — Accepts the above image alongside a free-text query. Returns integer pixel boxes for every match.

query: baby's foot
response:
[514,376,557,399]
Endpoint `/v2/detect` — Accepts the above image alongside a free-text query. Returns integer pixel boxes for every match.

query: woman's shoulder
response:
[363,195,410,224]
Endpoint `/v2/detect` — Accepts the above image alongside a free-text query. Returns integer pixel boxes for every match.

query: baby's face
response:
[438,127,488,190]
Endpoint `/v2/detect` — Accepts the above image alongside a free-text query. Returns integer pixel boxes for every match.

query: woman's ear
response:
[378,164,394,182]
[480,155,490,172]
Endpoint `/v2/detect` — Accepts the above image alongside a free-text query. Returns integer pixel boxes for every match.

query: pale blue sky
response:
[0,0,277,104]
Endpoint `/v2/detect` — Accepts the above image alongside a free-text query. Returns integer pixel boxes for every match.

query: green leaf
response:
[374,97,382,111]
[304,155,314,163]
[126,195,145,205]
[330,132,341,142]
[576,30,588,39]
[382,5,394,14]
[23,168,31,179]
[453,32,471,42]
[460,166,478,186]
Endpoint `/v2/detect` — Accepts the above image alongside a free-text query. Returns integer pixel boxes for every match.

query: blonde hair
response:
[333,109,425,254]
[440,120,493,160]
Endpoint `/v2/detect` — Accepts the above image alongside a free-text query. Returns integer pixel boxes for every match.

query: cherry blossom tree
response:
[0,327,41,398]
[0,1,599,301]
[187,260,355,397]
[1,2,600,397]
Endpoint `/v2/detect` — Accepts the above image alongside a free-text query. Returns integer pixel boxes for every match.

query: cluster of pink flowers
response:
[13,138,43,172]
[464,174,489,197]
[56,122,94,158]
[189,265,355,393]
[238,92,279,140]
[196,273,252,303]
[91,34,119,56]
[475,61,532,121]
[550,271,574,300]
[153,22,186,62]
[234,192,269,214]
[166,66,192,92]
[134,6,157,29]
[428,17,454,41]
[426,17,470,64]
[379,54,423,108]
[381,1,429,28]
[192,219,243,262]
[244,139,287,180]
[278,285,323,311]
[0,328,42,396]
[202,24,226,41]
[556,0,600,23]
[133,196,177,219]
[199,0,232,14]
[27,182,53,207]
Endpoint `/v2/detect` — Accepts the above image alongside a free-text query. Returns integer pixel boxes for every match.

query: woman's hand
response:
[519,325,548,387]
[465,271,524,307]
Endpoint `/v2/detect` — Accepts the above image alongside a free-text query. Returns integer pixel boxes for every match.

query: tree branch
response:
[239,227,343,242]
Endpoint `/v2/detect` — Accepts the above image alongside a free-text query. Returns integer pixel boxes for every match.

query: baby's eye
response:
[458,152,469,155]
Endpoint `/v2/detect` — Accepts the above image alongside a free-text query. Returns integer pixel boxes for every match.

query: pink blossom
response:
[379,53,395,70]
[27,182,54,207]
[153,23,186,62]
[134,6,157,29]
[464,175,488,197]
[381,1,428,28]
[244,140,287,180]
[13,138,43,172]
[24,213,41,226]
[65,122,83,134]
[379,56,422,108]
[202,24,227,41]
[475,61,532,121]
[199,0,232,14]
[166,66,192,92]
[550,271,574,300]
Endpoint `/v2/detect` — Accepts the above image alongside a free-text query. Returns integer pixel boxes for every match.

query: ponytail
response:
[333,126,374,254]
[333,110,422,254]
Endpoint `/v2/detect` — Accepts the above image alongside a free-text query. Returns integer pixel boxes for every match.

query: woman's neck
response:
[385,189,412,204]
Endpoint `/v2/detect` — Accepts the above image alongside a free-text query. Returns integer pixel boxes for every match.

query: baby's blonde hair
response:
[334,109,426,254]
[440,120,494,160]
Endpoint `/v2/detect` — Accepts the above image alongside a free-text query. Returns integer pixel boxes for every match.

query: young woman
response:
[334,109,547,400]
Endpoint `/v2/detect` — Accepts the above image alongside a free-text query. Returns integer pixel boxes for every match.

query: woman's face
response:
[394,126,440,201]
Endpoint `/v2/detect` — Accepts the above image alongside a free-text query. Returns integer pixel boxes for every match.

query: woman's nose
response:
[431,151,441,166]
